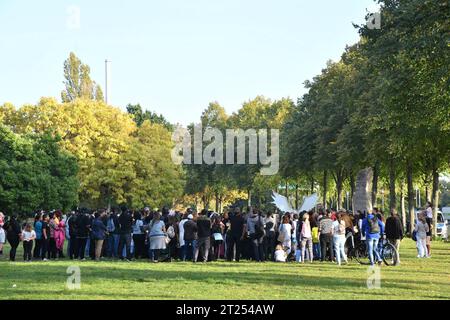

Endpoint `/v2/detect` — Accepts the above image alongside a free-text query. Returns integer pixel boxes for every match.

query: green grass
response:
[0,239,449,300]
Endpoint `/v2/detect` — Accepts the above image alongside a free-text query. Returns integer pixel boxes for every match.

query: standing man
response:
[385,209,403,265]
[118,208,133,261]
[226,208,247,262]
[194,209,211,263]
[318,210,334,262]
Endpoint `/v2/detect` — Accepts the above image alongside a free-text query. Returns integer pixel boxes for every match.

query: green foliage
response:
[126,103,174,131]
[61,52,104,103]
[0,125,79,215]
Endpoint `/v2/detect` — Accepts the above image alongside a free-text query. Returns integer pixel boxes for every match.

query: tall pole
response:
[105,59,110,104]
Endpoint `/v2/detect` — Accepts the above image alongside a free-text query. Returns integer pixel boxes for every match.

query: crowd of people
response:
[0,203,435,265]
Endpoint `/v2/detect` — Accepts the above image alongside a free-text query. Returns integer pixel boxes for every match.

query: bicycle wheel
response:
[354,243,370,265]
[382,242,397,266]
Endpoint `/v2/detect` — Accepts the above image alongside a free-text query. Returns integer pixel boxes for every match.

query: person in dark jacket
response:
[194,209,211,263]
[67,212,78,259]
[4,215,21,261]
[118,209,133,261]
[75,212,91,260]
[183,214,198,261]
[385,209,403,265]
[92,210,108,261]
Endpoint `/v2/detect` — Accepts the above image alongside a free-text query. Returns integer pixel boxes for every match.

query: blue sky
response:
[0,0,379,125]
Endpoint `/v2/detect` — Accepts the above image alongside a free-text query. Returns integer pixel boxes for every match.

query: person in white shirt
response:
[278,215,292,255]
[300,213,313,263]
[178,213,189,260]
[274,244,287,262]
[332,213,348,265]
[22,224,36,261]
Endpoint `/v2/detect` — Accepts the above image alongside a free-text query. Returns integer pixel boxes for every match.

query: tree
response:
[0,125,79,216]
[126,103,173,131]
[61,52,104,103]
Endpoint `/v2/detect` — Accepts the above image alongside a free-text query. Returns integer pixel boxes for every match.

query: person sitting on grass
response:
[21,223,36,262]
[274,244,287,262]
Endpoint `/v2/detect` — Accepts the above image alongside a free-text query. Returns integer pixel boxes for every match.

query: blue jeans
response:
[184,240,196,261]
[367,238,381,265]
[313,243,321,260]
[107,234,120,257]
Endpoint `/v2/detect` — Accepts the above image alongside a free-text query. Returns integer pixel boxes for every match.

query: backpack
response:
[368,216,380,234]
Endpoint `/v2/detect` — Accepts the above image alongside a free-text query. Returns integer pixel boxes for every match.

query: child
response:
[22,223,36,262]
[274,244,287,262]
[311,223,321,261]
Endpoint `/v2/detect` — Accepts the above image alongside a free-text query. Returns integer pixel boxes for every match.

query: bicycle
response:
[353,236,398,266]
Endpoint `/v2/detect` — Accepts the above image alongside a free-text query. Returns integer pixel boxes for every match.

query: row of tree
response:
[181,0,450,235]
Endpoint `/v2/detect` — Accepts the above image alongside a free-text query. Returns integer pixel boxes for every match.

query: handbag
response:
[412,230,417,242]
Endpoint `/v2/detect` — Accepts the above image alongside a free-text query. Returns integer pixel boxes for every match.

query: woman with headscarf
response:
[4,215,21,261]
[148,212,166,263]
[54,211,66,259]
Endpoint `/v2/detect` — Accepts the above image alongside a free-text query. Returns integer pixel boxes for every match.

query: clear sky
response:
[0,0,379,125]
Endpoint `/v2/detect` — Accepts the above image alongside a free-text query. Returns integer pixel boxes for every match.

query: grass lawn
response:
[0,239,449,300]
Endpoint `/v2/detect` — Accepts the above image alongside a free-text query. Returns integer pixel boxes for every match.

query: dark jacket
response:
[183,220,198,241]
[5,219,21,241]
[196,216,211,238]
[92,218,107,240]
[385,216,403,240]
[76,214,91,238]
[119,212,133,234]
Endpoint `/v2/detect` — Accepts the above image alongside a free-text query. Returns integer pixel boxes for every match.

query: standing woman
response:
[92,210,108,261]
[21,223,36,261]
[0,212,5,256]
[148,212,166,263]
[264,212,276,261]
[211,215,224,261]
[132,211,145,259]
[33,213,43,259]
[415,212,429,258]
[166,215,178,261]
[300,213,313,263]
[278,215,292,255]
[48,212,58,259]
[5,215,21,261]
[54,211,66,259]
[332,212,348,266]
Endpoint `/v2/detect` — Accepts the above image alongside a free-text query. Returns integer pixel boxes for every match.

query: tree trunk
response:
[350,172,356,213]
[400,180,406,230]
[407,162,415,235]
[389,157,397,212]
[353,168,373,214]
[322,170,328,209]
[215,191,220,213]
[333,168,344,211]
[295,184,299,210]
[248,189,252,207]
[432,167,440,237]
[372,162,379,208]
[310,177,315,194]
